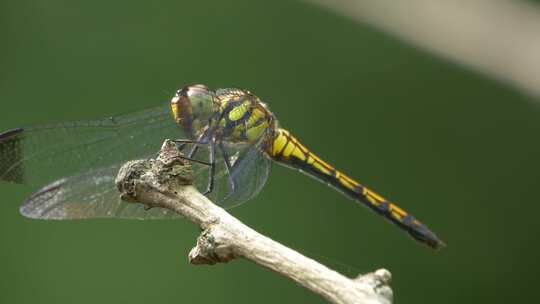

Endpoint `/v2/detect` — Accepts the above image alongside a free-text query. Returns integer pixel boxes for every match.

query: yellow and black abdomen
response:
[267,128,444,249]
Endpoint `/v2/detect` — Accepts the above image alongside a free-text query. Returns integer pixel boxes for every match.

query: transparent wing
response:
[1,103,272,219]
[20,165,180,220]
[169,144,269,208]
[0,104,188,219]
[17,142,271,220]
[218,144,272,208]
[0,104,181,186]
[176,138,272,208]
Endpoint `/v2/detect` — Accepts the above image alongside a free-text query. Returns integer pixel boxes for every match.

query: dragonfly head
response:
[171,84,216,136]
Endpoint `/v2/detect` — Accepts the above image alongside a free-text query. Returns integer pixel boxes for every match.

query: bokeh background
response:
[1,1,540,303]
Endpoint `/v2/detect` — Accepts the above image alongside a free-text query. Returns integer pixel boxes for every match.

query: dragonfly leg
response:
[176,155,212,166]
[201,141,216,196]
[173,139,203,144]
[172,138,209,153]
[152,139,206,160]
[219,141,237,199]
[172,134,212,164]
[187,137,211,159]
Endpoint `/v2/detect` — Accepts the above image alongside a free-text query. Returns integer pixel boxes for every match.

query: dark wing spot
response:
[0,128,26,183]
[0,128,24,140]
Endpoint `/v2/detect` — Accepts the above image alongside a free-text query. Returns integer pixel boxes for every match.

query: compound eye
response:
[171,84,214,132]
[178,84,210,98]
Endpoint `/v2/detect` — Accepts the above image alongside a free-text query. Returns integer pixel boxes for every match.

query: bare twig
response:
[305,0,540,98]
[115,140,393,304]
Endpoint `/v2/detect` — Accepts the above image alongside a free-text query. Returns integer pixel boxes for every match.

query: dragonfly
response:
[0,84,444,249]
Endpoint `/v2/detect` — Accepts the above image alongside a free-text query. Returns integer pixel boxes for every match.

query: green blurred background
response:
[1,0,539,303]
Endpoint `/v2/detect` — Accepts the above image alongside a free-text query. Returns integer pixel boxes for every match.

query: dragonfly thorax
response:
[212,88,276,146]
[171,85,277,146]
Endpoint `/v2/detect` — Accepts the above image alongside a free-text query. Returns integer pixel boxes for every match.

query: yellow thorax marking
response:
[246,108,265,127]
[246,119,269,141]
[170,104,178,121]
[228,100,250,121]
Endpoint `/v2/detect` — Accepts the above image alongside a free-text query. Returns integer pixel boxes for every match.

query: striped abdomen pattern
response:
[267,128,444,249]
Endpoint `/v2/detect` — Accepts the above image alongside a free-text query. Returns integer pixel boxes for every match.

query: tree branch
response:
[115,140,393,304]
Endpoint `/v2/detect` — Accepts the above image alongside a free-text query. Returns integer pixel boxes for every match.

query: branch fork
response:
[115,140,393,304]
